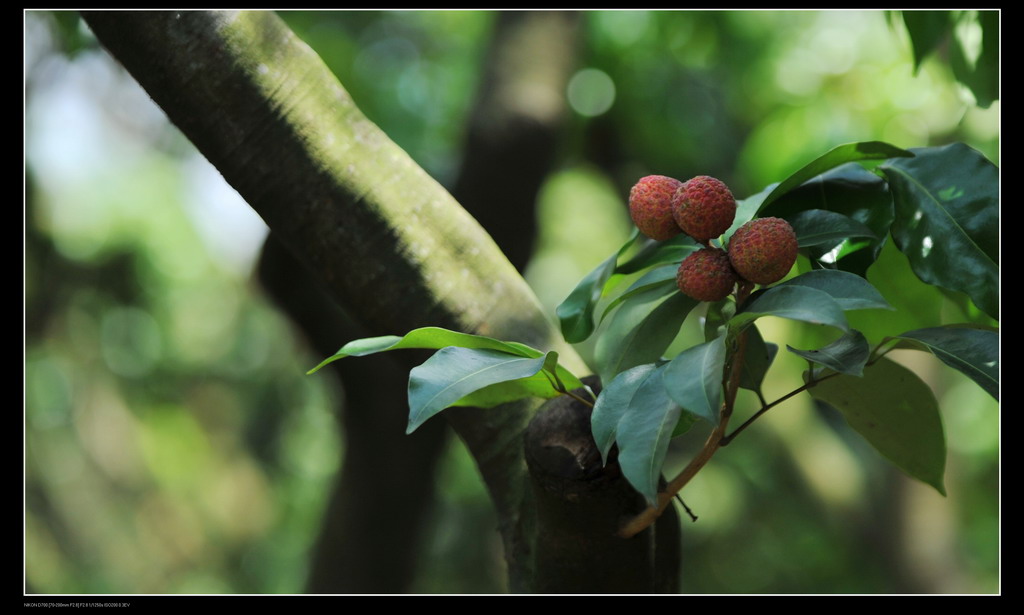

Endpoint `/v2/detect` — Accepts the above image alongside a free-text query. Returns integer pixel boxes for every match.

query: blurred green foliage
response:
[25,10,997,594]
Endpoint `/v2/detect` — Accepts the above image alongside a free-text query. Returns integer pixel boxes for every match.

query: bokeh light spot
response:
[567,68,616,117]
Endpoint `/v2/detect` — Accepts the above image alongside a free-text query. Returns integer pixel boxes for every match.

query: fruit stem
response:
[735,280,755,306]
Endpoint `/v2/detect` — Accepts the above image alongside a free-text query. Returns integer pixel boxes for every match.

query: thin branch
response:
[673,494,698,522]
[868,338,899,365]
[720,336,901,446]
[719,372,830,445]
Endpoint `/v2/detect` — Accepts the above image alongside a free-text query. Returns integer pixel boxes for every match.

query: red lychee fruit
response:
[629,175,685,241]
[727,217,798,285]
[671,175,737,244]
[676,247,739,302]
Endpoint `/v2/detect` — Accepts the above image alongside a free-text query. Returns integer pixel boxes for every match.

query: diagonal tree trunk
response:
[258,11,584,594]
[81,10,681,593]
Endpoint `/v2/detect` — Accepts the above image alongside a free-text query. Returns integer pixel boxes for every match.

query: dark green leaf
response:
[615,234,699,275]
[406,347,549,434]
[900,11,952,73]
[732,285,849,332]
[760,163,894,277]
[739,324,777,392]
[616,363,684,504]
[787,209,877,248]
[595,287,698,382]
[787,330,870,376]
[662,335,727,424]
[880,143,999,319]
[892,326,998,400]
[591,363,657,465]
[950,10,998,108]
[599,265,678,324]
[758,142,914,212]
[308,326,540,374]
[557,231,639,343]
[776,269,894,311]
[809,357,946,495]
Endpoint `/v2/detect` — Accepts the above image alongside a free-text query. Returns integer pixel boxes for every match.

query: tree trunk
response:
[81,10,681,593]
[258,234,449,593]
[258,11,584,593]
[525,377,681,593]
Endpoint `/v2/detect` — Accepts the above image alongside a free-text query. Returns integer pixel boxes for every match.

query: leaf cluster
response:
[311,140,998,510]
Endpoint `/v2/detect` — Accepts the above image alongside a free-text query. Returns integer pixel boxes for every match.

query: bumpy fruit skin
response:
[728,217,798,285]
[629,175,685,240]
[676,248,739,302]
[672,175,736,243]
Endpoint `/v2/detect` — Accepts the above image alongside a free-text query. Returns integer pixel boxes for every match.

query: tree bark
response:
[257,11,583,593]
[525,377,681,593]
[81,10,681,593]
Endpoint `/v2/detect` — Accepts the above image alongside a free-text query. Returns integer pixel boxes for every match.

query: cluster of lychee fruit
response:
[628,174,798,302]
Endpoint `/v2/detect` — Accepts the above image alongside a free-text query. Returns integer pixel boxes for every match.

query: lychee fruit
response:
[672,175,737,244]
[676,247,739,302]
[629,175,685,241]
[727,217,798,285]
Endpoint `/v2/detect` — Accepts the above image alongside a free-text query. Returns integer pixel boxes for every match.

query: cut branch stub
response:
[524,377,681,593]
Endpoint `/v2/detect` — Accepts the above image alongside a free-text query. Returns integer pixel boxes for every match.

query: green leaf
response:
[776,269,894,311]
[723,184,776,244]
[703,298,736,343]
[309,327,586,403]
[900,11,952,73]
[595,287,698,383]
[731,285,849,333]
[948,10,998,108]
[406,347,549,434]
[615,363,684,504]
[615,234,699,275]
[809,357,946,495]
[671,408,699,438]
[739,324,777,393]
[453,373,559,409]
[308,326,541,374]
[591,363,657,465]
[557,231,639,343]
[758,142,914,212]
[787,209,877,248]
[537,350,588,397]
[449,351,590,409]
[879,143,999,319]
[787,330,870,377]
[759,164,894,277]
[662,335,727,424]
[892,326,998,400]
[599,265,679,325]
